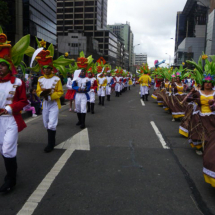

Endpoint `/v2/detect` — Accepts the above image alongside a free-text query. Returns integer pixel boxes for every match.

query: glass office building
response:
[23,0,57,46]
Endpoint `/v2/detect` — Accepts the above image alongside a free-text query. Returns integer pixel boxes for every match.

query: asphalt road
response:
[0,86,215,215]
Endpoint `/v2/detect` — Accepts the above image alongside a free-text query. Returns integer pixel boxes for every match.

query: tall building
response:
[57,0,107,36]
[57,0,118,68]
[3,0,57,48]
[107,22,134,71]
[174,0,210,65]
[134,54,147,65]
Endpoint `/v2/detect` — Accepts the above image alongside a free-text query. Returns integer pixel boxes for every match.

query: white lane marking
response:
[150,121,170,149]
[140,100,145,106]
[17,128,90,215]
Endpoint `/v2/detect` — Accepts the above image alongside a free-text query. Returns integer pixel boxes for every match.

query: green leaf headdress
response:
[0,26,30,74]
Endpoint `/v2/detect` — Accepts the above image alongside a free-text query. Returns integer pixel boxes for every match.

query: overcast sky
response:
[107,0,187,68]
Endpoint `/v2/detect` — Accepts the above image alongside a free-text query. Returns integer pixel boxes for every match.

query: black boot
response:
[76,113,81,125]
[98,96,102,105]
[146,94,149,101]
[0,156,17,192]
[87,102,91,113]
[102,97,105,106]
[129,87,130,90]
[91,103,95,114]
[44,129,56,153]
[107,95,110,101]
[80,113,86,129]
[117,92,120,97]
[142,95,145,101]
[115,92,117,97]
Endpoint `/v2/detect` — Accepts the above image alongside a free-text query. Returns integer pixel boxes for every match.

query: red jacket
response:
[1,74,28,132]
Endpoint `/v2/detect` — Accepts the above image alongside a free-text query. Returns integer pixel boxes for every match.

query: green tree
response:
[0,0,11,29]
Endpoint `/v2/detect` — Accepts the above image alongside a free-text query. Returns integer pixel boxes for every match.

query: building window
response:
[65,2,73,6]
[85,1,94,6]
[65,8,73,13]
[85,13,94,18]
[85,20,94,24]
[75,20,83,25]
[85,7,94,12]
[85,26,94,30]
[65,14,73,19]
[75,2,83,6]
[75,14,83,18]
[75,8,83,12]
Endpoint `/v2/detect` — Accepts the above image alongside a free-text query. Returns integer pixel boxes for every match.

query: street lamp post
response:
[165,53,171,68]
[131,44,140,73]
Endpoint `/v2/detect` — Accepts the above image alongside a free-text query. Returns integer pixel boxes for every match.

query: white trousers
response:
[0,116,18,158]
[115,83,121,92]
[75,93,87,113]
[88,90,96,103]
[141,86,149,95]
[97,86,106,97]
[43,101,59,131]
[106,86,111,95]
[120,84,123,90]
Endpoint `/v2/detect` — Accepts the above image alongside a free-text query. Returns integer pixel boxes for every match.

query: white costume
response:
[97,76,107,97]
[106,76,113,95]
[115,77,121,92]
[0,78,23,158]
[37,75,63,131]
[88,77,97,103]
[73,77,91,113]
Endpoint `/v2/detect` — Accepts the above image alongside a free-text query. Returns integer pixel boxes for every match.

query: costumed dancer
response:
[138,65,151,101]
[72,52,92,128]
[105,67,114,101]
[0,29,29,192]
[87,66,98,114]
[32,39,72,153]
[114,69,122,97]
[169,68,187,120]
[128,74,133,90]
[97,65,107,106]
[65,73,76,112]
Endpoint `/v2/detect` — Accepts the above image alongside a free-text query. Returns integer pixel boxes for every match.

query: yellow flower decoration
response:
[65,52,69,57]
[202,54,208,60]
[39,39,46,48]
[182,62,185,65]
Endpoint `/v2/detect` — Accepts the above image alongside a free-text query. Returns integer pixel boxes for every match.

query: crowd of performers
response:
[0,28,133,192]
[147,54,215,188]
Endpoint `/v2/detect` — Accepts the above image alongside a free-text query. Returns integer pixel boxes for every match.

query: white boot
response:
[32,114,37,117]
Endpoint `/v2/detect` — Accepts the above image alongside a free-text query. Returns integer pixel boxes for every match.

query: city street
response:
[0,88,215,215]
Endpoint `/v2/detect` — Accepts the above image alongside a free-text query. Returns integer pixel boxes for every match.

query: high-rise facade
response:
[57,0,107,36]
[174,0,210,65]
[57,0,118,68]
[134,54,147,65]
[3,0,57,48]
[107,22,133,71]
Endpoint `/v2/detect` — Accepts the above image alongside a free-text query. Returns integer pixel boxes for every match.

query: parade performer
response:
[185,54,215,186]
[114,69,122,97]
[97,64,107,106]
[138,65,151,101]
[31,38,72,153]
[65,73,76,112]
[0,28,29,192]
[72,52,92,128]
[128,74,133,90]
[87,66,97,114]
[169,68,187,119]
[105,67,114,101]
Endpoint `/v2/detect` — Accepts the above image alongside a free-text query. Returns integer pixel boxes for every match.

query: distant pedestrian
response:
[23,94,37,117]
[29,88,41,115]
